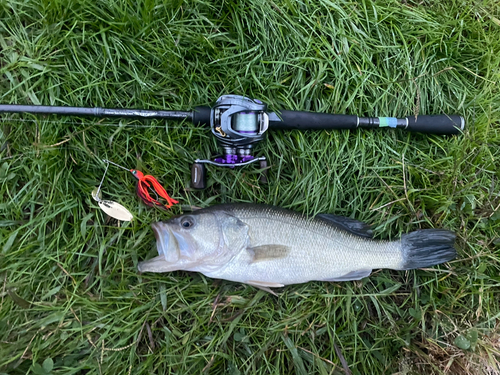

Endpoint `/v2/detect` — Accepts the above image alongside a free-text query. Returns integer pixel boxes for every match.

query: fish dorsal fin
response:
[316,214,373,238]
[247,245,291,263]
[247,280,285,295]
[321,269,372,282]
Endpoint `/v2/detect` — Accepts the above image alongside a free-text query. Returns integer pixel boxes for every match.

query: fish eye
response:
[180,216,195,229]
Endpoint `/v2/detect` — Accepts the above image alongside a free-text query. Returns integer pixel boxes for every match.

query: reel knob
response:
[259,159,268,184]
[191,163,207,190]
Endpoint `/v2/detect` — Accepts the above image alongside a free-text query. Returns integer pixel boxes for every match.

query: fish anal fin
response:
[247,280,284,295]
[247,245,290,263]
[322,269,372,282]
[316,214,373,238]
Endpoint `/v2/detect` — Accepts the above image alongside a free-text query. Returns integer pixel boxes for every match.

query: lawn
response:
[1,0,500,374]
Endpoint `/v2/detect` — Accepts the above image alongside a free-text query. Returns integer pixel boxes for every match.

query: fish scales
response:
[207,205,402,285]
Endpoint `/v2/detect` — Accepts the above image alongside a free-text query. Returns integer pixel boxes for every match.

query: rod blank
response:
[0,104,192,120]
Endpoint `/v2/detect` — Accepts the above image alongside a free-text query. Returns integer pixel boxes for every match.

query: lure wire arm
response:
[94,161,111,202]
[103,159,131,171]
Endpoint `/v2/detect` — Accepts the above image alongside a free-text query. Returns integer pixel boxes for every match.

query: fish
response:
[137,204,457,292]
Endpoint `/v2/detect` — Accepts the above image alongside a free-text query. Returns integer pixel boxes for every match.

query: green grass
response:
[1,0,500,374]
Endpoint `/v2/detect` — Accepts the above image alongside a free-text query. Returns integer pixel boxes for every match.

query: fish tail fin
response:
[400,229,457,270]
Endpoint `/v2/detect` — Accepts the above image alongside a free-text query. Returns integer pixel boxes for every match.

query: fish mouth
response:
[151,222,164,256]
[151,222,161,242]
[138,223,180,273]
[151,222,179,262]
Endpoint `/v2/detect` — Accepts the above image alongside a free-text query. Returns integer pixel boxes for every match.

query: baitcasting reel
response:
[191,95,270,189]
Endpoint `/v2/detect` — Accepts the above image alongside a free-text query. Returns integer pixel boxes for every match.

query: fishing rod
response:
[0,94,464,189]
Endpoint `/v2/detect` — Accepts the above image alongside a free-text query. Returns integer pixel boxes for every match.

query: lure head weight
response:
[130,169,145,180]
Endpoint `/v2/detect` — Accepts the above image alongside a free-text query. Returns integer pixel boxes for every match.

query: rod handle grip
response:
[269,110,358,130]
[405,115,464,135]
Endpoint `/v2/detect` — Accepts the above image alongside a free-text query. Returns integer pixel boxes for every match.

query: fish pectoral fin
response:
[321,269,372,282]
[246,280,285,296]
[316,214,373,238]
[247,245,291,263]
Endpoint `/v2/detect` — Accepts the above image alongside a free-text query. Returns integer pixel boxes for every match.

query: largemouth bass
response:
[138,204,457,291]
